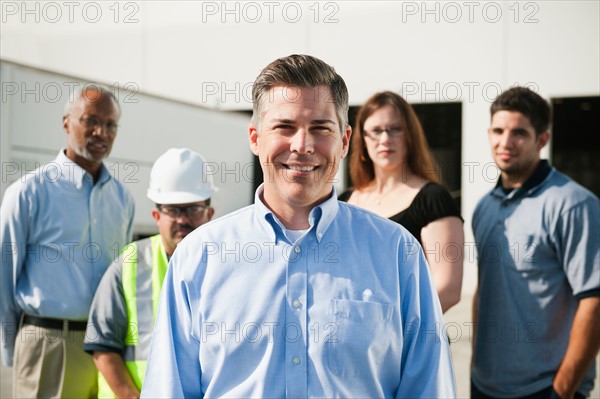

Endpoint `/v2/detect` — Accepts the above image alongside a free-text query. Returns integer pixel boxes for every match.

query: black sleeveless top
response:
[338,182,462,245]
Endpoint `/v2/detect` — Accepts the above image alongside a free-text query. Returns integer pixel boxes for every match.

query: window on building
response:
[551,96,600,198]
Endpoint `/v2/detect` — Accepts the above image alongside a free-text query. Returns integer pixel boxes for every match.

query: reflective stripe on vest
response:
[97,235,168,398]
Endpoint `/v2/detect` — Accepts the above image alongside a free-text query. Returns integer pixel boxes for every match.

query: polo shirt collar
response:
[493,159,553,199]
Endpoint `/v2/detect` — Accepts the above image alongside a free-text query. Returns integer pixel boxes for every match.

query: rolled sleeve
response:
[84,259,128,356]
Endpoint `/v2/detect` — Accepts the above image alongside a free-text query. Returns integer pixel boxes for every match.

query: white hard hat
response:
[147,148,218,204]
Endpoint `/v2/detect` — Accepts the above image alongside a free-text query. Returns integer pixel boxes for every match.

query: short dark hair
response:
[251,54,349,130]
[490,87,551,135]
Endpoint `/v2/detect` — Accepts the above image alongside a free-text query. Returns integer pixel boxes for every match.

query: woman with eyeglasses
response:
[339,91,464,313]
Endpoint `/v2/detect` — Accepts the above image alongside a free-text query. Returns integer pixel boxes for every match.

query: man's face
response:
[63,89,120,166]
[488,110,549,186]
[249,85,351,212]
[152,201,214,257]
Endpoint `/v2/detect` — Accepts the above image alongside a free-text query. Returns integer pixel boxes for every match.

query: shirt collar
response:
[493,159,553,199]
[56,149,111,189]
[253,184,339,244]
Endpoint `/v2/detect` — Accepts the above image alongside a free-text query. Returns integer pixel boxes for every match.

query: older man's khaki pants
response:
[13,321,97,398]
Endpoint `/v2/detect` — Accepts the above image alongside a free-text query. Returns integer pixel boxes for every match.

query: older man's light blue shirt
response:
[141,186,455,398]
[0,150,135,366]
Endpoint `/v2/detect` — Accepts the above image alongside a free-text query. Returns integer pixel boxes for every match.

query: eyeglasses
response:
[158,205,209,219]
[79,116,119,134]
[363,126,403,140]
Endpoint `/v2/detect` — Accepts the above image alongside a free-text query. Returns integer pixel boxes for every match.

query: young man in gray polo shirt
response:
[471,87,600,398]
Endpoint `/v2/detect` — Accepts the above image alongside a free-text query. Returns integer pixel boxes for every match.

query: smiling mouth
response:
[285,164,317,172]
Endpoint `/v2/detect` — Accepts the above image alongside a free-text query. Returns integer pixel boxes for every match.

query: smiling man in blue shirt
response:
[1,85,135,397]
[141,54,455,398]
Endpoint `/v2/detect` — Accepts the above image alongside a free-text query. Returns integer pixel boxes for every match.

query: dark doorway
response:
[551,96,600,198]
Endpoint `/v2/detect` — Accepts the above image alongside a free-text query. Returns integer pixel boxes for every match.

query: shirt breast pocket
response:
[327,299,393,377]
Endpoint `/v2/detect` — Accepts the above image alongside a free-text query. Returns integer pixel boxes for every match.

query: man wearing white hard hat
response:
[83,148,217,398]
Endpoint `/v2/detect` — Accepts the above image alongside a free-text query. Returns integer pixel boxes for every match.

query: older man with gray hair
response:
[1,84,135,397]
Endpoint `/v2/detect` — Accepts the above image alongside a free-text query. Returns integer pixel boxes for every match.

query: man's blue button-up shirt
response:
[1,150,135,366]
[142,185,455,398]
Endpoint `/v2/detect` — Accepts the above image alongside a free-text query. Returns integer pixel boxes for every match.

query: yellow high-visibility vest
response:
[98,235,168,398]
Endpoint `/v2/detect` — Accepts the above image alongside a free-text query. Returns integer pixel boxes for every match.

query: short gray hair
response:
[251,54,349,130]
[64,84,120,116]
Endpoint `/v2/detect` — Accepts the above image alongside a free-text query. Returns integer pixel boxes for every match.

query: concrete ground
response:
[2,294,599,398]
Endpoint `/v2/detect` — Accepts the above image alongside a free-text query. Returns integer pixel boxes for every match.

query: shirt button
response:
[292,299,301,308]
[317,232,323,238]
[294,246,301,254]
[292,356,301,365]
